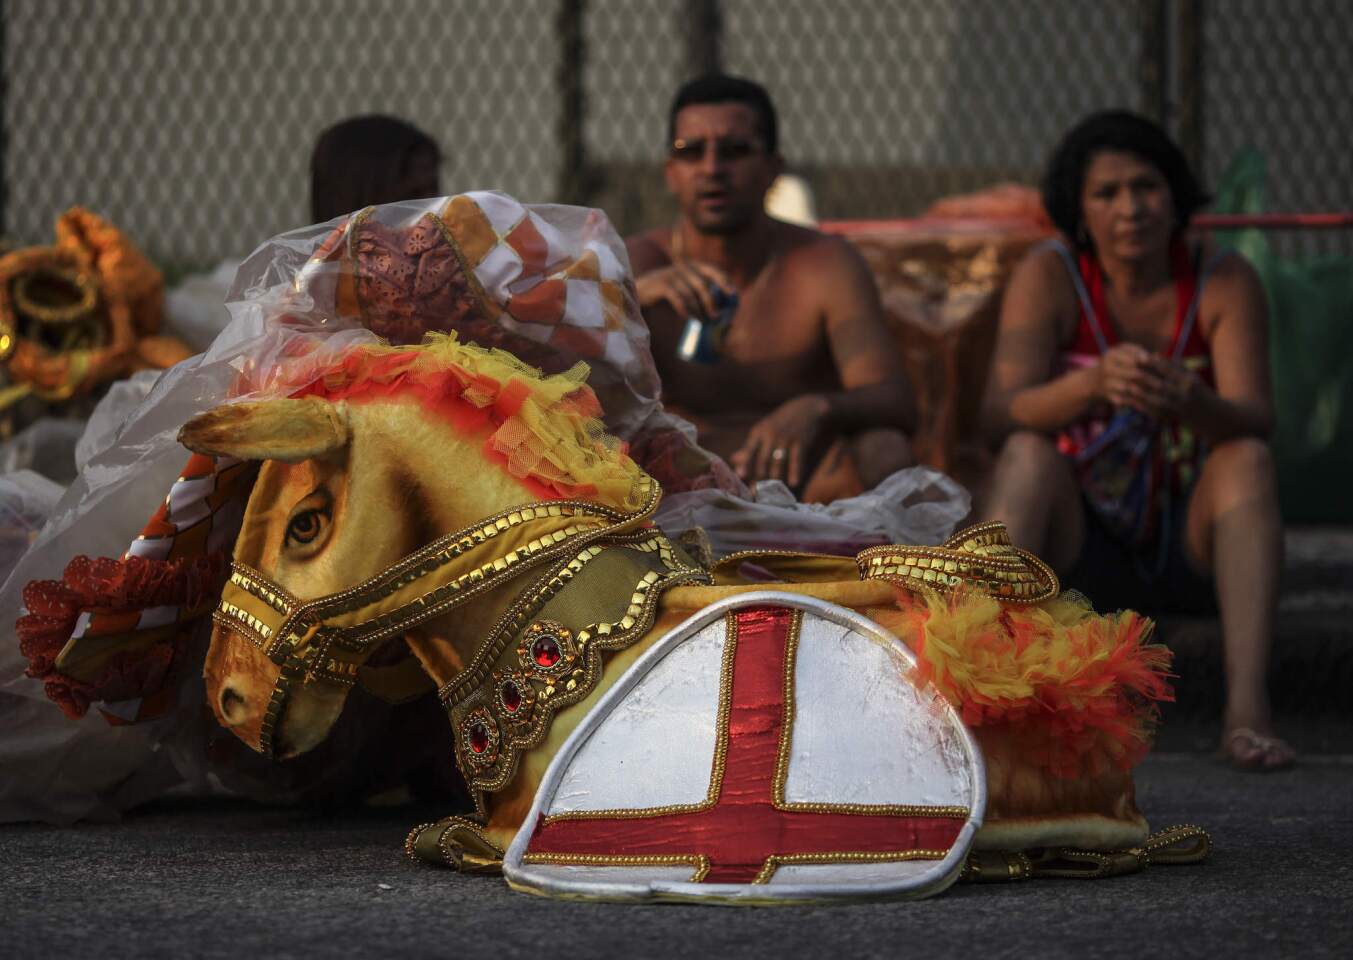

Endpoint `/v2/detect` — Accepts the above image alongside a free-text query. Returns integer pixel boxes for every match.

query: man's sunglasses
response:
[669,136,764,163]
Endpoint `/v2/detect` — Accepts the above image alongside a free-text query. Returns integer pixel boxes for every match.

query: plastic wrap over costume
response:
[0,194,966,823]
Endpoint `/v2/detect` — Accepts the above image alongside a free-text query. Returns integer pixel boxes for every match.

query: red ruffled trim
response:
[16,552,229,719]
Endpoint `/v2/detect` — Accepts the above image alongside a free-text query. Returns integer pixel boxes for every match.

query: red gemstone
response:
[531,635,562,668]
[501,680,522,713]
[468,721,490,754]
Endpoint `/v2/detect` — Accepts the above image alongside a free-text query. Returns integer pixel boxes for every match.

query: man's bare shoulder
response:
[772,221,870,278]
[624,227,672,276]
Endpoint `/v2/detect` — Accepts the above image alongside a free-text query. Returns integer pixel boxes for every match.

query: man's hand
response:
[635,260,734,320]
[730,394,832,488]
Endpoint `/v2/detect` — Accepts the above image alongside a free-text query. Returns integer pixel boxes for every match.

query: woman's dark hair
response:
[1042,109,1210,248]
[668,73,779,154]
[310,115,441,222]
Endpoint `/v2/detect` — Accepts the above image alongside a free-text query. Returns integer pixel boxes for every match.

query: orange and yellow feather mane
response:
[274,332,650,512]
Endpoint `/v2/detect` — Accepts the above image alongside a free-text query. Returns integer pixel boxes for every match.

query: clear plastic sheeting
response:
[656,467,970,559]
[162,260,240,354]
[0,470,65,592]
[73,369,165,476]
[0,421,86,486]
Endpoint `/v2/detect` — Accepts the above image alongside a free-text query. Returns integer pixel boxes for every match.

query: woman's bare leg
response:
[1184,437,1291,767]
[983,431,1085,572]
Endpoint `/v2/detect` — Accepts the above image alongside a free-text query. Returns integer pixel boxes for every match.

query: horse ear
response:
[178,397,350,463]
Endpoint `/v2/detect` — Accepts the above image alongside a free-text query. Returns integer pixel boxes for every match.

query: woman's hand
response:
[730,394,833,488]
[1095,343,1167,412]
[1095,345,1202,419]
[1143,356,1201,418]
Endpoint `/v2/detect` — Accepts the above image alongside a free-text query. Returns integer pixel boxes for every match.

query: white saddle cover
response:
[503,592,985,905]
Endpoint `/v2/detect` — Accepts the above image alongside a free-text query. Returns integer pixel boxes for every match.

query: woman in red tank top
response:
[981,111,1291,770]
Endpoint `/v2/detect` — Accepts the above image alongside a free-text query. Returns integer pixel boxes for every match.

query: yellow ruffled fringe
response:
[898,587,1174,778]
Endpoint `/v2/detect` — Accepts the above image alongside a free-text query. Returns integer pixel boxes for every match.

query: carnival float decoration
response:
[0,208,193,422]
[14,194,1208,904]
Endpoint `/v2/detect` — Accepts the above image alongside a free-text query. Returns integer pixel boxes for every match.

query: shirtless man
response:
[626,75,914,499]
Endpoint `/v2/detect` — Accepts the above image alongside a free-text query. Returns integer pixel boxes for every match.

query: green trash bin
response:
[1211,149,1353,523]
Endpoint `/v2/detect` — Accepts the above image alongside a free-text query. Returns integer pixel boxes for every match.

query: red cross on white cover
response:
[504,593,984,904]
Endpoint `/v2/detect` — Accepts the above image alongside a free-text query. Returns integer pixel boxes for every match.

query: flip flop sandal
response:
[1219,727,1296,772]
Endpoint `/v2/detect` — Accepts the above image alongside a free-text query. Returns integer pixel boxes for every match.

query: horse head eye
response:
[286,509,328,546]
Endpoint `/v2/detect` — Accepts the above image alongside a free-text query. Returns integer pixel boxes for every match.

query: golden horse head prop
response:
[178,333,657,759]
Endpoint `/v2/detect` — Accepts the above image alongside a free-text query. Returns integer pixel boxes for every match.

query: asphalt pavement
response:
[3,752,1351,960]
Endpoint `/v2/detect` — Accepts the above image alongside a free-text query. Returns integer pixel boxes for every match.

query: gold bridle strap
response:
[213,480,660,755]
[857,521,1059,604]
[217,481,658,664]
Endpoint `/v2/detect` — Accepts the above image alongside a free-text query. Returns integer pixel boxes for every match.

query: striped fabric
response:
[440,192,639,376]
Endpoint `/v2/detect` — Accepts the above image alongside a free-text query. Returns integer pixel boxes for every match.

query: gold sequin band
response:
[857,521,1058,604]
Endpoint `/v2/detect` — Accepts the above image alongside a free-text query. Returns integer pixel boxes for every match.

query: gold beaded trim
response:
[1139,823,1212,865]
[448,532,709,796]
[858,520,1058,604]
[403,816,505,871]
[404,822,436,861]
[520,852,711,883]
[958,823,1211,883]
[753,850,948,884]
[439,532,690,705]
[438,819,505,873]
[222,482,657,664]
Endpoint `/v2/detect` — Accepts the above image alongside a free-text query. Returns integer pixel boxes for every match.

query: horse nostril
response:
[219,686,247,725]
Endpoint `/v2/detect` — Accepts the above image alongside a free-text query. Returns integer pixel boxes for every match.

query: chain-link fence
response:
[3,0,1349,268]
[1201,0,1353,258]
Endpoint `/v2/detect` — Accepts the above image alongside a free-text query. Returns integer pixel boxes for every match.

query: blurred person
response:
[163,116,443,353]
[310,114,441,222]
[626,74,914,502]
[981,110,1291,770]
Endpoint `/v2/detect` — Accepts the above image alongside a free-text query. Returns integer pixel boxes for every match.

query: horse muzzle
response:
[203,621,279,753]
